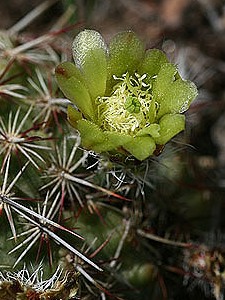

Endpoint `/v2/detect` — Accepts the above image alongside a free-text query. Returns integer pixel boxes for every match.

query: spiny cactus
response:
[0,1,224,300]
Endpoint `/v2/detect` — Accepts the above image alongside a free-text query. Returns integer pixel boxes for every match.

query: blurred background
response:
[1,0,225,107]
[1,0,223,214]
[1,1,225,299]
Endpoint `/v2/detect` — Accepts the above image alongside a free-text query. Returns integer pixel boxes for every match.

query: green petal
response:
[72,29,107,100]
[76,119,105,150]
[55,62,96,120]
[106,31,145,93]
[123,136,156,161]
[102,131,132,152]
[147,98,157,123]
[76,120,132,152]
[67,105,82,127]
[154,114,185,145]
[152,63,198,119]
[138,49,169,81]
[136,123,160,138]
[76,120,156,160]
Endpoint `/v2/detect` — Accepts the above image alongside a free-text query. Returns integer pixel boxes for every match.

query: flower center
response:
[97,72,153,135]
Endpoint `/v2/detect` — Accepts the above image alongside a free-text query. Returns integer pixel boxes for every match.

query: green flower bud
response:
[56,30,198,161]
[124,263,157,288]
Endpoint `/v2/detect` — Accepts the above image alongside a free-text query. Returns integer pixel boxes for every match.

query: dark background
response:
[1,1,225,299]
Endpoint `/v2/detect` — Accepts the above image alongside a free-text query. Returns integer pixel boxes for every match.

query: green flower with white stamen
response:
[97,72,153,135]
[56,30,198,161]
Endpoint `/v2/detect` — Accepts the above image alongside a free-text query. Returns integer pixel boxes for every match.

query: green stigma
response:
[97,72,153,135]
[124,96,141,113]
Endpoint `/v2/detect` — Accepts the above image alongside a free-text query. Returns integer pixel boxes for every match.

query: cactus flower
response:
[55,30,198,161]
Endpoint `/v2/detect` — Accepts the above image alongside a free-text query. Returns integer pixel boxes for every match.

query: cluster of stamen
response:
[97,72,152,135]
